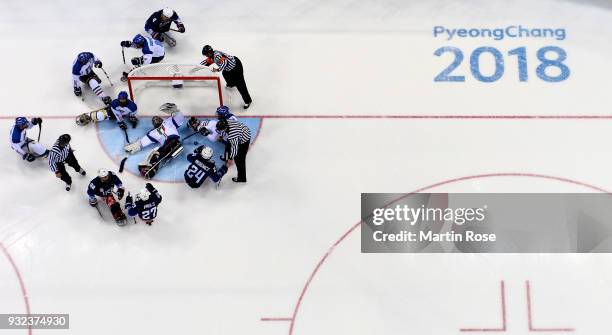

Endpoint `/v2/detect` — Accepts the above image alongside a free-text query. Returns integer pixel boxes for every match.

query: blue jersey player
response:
[184,146,228,188]
[144,7,185,47]
[110,91,139,129]
[87,169,127,225]
[125,183,162,226]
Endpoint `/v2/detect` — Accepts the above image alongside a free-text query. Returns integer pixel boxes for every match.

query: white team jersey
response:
[197,116,238,142]
[141,36,165,65]
[139,112,185,148]
[9,122,32,155]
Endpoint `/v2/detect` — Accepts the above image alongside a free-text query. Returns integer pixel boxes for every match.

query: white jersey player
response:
[124,103,185,178]
[187,106,238,142]
[9,117,48,162]
[72,52,111,105]
[121,34,165,67]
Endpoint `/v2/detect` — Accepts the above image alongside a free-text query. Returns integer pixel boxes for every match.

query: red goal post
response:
[126,63,224,106]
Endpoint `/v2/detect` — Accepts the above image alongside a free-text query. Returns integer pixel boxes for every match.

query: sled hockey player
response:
[125,183,162,226]
[110,91,139,129]
[72,52,111,105]
[124,103,185,178]
[87,169,127,225]
[9,117,48,162]
[144,7,185,47]
[184,146,228,188]
[120,34,165,81]
[187,106,237,143]
[75,92,138,128]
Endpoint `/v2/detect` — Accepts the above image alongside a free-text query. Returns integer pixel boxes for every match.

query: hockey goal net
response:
[127,63,224,106]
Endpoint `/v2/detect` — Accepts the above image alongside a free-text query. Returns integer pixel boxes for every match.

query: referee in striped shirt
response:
[216,118,251,183]
[201,45,252,109]
[49,134,86,191]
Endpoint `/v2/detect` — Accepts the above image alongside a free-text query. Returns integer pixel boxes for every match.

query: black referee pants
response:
[232,141,250,182]
[56,150,82,185]
[222,57,252,105]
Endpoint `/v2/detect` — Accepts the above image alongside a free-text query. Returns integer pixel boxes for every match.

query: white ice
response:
[1,0,612,334]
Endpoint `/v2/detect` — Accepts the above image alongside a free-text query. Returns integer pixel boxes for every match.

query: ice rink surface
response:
[1,0,612,334]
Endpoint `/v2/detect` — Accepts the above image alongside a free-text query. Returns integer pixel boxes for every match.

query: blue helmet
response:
[15,117,28,127]
[216,106,231,119]
[77,52,92,64]
[132,34,146,47]
[118,91,129,100]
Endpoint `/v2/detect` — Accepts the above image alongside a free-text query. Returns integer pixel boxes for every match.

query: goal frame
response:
[126,64,224,106]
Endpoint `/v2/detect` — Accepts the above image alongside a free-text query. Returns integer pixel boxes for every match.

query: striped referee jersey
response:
[48,141,71,172]
[212,50,237,72]
[220,119,251,159]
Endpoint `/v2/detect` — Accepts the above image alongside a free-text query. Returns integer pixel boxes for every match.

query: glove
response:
[145,183,155,192]
[124,141,142,154]
[201,58,213,66]
[152,32,164,42]
[131,57,143,66]
[120,40,132,48]
[128,115,139,128]
[118,121,127,130]
[187,117,200,131]
[94,60,103,68]
[117,187,125,200]
[177,23,185,33]
[22,152,35,162]
[31,117,42,125]
[89,198,98,207]
[199,127,211,136]
[74,86,82,97]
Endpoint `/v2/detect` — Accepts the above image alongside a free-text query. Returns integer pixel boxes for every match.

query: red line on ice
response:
[526,281,574,332]
[0,242,32,335]
[286,173,608,335]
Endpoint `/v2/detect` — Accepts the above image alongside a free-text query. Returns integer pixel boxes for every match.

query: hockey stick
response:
[118,157,128,173]
[122,128,130,143]
[37,123,42,142]
[100,67,114,87]
[122,47,126,65]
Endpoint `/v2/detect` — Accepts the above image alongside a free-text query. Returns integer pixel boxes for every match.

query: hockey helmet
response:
[132,34,146,47]
[215,106,231,119]
[98,168,110,179]
[118,91,129,106]
[58,134,71,147]
[77,52,92,65]
[152,116,163,128]
[215,118,228,131]
[198,146,214,160]
[136,188,151,201]
[162,7,174,19]
[202,45,213,57]
[15,117,28,127]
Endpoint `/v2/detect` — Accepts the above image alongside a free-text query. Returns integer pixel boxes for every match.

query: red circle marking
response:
[0,242,32,335]
[288,172,611,335]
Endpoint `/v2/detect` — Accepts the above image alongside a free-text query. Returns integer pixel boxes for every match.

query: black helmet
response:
[202,45,213,56]
[152,116,163,128]
[216,118,228,131]
[58,134,71,146]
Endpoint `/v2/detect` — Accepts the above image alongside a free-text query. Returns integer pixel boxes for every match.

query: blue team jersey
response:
[127,192,162,220]
[144,10,181,33]
[184,154,227,188]
[87,173,123,198]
